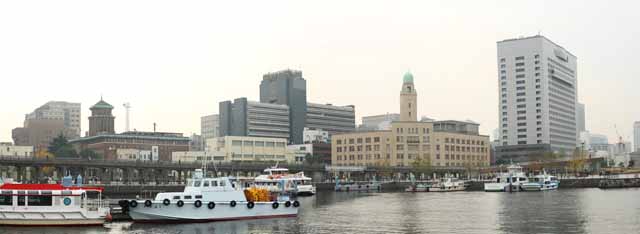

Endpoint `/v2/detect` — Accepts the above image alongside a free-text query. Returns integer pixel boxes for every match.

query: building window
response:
[516,74,525,78]
[515,56,524,60]
[515,62,525,67]
[515,68,525,72]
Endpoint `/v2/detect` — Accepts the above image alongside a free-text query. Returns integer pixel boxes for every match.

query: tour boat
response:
[122,169,299,223]
[521,172,559,191]
[484,164,529,192]
[405,183,430,192]
[0,176,110,226]
[253,167,316,196]
[428,178,467,192]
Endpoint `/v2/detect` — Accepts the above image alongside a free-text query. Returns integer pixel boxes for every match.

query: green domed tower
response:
[400,71,417,121]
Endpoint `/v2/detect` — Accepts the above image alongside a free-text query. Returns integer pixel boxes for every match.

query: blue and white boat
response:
[484,164,529,192]
[521,172,559,191]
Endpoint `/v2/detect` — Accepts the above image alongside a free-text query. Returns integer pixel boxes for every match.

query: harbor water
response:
[3,188,640,234]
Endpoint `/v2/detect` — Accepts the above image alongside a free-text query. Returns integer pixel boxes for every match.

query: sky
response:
[1,0,639,144]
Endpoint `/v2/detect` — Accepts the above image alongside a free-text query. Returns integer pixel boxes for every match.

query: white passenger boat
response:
[484,164,529,192]
[429,178,467,192]
[254,167,316,196]
[0,176,110,226]
[405,184,430,192]
[123,169,299,223]
[335,180,381,192]
[521,172,560,191]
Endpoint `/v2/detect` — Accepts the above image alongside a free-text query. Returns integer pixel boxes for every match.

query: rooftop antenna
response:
[123,102,131,132]
[153,122,157,132]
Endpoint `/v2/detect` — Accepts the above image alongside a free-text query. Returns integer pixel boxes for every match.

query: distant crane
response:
[123,102,131,132]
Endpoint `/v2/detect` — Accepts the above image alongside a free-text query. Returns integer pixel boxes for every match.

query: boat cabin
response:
[0,183,104,211]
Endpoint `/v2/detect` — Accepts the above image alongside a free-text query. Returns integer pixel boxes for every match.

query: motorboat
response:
[521,172,559,191]
[253,167,316,196]
[0,176,109,226]
[405,183,430,192]
[484,164,529,192]
[122,169,299,223]
[429,178,467,192]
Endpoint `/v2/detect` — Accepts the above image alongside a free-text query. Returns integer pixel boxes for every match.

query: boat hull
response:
[128,201,298,223]
[0,219,105,226]
[521,182,559,191]
[429,186,466,192]
[335,183,381,192]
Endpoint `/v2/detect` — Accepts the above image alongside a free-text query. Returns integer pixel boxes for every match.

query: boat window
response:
[0,191,12,206]
[519,178,527,181]
[194,180,202,187]
[17,191,25,206]
[61,190,72,195]
[544,181,550,184]
[219,180,226,187]
[211,181,218,187]
[506,178,510,183]
[27,190,39,195]
[496,178,501,183]
[195,195,203,199]
[172,196,180,200]
[27,195,52,206]
[203,181,210,187]
[41,191,52,195]
[184,195,192,200]
[187,180,194,187]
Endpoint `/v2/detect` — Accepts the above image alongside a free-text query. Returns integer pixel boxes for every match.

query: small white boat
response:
[253,167,316,196]
[521,172,559,191]
[0,176,110,226]
[429,178,467,192]
[124,169,299,223]
[484,164,529,192]
[405,184,430,192]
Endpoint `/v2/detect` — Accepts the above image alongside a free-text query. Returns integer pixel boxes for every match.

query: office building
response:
[303,127,329,143]
[576,102,585,134]
[305,103,355,135]
[206,136,295,163]
[634,121,640,152]
[190,134,205,151]
[12,119,76,151]
[331,72,490,167]
[288,142,332,165]
[201,114,219,144]
[359,113,400,131]
[260,70,307,144]
[496,35,578,162]
[219,98,290,141]
[25,101,81,139]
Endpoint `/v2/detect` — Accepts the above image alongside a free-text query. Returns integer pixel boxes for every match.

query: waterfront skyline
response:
[1,1,639,144]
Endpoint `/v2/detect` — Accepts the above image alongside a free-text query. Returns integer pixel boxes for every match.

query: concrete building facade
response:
[260,70,307,144]
[25,101,81,139]
[12,119,76,151]
[305,103,355,135]
[496,35,578,161]
[171,151,226,163]
[359,113,400,131]
[116,148,154,161]
[206,136,295,163]
[219,98,290,141]
[200,114,219,147]
[0,142,34,157]
[576,102,586,134]
[634,121,640,152]
[70,131,189,161]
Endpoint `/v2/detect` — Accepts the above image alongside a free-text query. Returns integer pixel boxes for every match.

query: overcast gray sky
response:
[1,0,638,143]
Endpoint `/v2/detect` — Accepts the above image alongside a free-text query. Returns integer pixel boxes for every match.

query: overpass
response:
[0,156,471,184]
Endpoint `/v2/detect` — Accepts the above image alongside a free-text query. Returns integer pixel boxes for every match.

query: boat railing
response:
[85,199,108,211]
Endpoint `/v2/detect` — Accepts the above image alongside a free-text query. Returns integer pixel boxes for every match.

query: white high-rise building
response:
[576,102,585,134]
[497,35,578,157]
[634,121,640,152]
[25,101,81,138]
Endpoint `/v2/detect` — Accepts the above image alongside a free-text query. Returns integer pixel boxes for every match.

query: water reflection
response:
[2,189,640,234]
[497,191,586,234]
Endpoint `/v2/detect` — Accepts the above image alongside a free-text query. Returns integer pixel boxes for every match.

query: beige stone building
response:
[206,136,296,163]
[332,72,490,168]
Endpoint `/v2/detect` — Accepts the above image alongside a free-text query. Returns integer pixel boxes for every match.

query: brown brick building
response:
[70,131,190,161]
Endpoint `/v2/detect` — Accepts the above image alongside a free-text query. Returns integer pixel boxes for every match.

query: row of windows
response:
[436,145,488,153]
[336,137,382,145]
[231,140,285,148]
[444,138,485,145]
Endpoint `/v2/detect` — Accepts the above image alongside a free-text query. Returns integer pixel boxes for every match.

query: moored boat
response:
[484,164,529,192]
[521,172,559,191]
[122,169,299,223]
[253,167,316,196]
[429,178,467,192]
[0,176,110,226]
[405,184,430,192]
